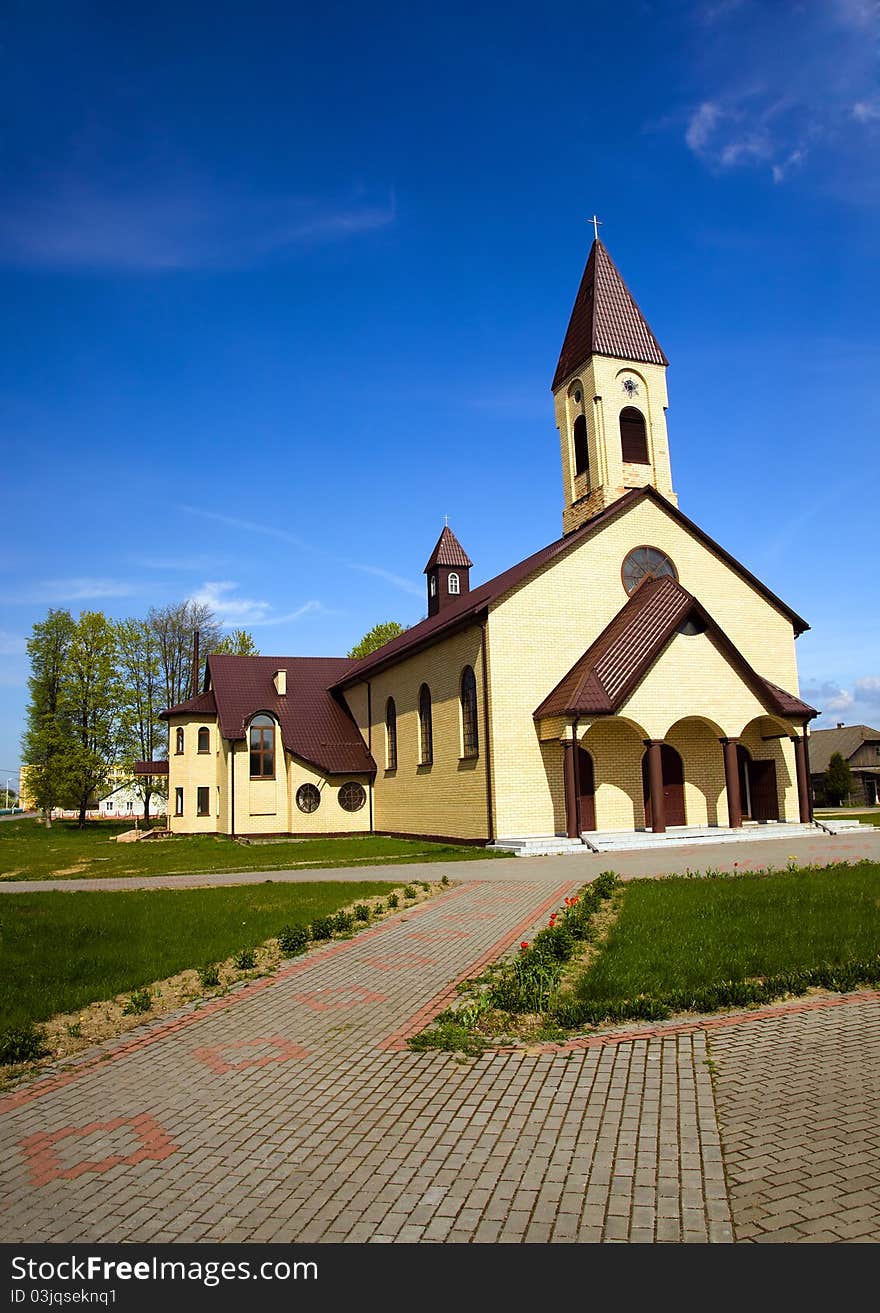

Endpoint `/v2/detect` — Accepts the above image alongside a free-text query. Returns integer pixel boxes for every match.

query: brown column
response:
[645,740,666,834]
[721,738,742,828]
[563,740,579,839]
[792,733,811,824]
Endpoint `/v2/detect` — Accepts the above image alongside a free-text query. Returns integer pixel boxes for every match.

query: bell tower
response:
[552,236,677,535]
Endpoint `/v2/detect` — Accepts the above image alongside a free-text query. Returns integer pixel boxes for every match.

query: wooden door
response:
[642,745,686,828]
[576,747,596,832]
[748,759,779,821]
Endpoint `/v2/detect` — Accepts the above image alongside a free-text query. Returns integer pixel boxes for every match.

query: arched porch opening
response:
[738,716,796,822]
[579,718,648,832]
[665,716,727,827]
[641,743,686,828]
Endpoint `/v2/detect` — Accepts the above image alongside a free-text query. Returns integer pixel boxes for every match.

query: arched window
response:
[386,697,398,770]
[429,574,437,597]
[418,684,433,766]
[448,572,460,596]
[197,726,210,754]
[175,727,184,755]
[249,714,275,779]
[620,407,649,464]
[573,414,590,477]
[460,666,479,759]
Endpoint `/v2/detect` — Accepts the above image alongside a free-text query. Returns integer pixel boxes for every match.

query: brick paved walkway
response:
[2,872,878,1244]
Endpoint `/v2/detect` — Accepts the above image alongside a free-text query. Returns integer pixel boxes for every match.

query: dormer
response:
[273,669,287,696]
[424,526,473,618]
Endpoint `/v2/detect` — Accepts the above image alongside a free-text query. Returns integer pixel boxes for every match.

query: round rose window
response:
[338,781,366,812]
[621,546,677,595]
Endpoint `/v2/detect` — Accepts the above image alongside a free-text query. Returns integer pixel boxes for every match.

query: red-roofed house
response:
[161,239,817,845]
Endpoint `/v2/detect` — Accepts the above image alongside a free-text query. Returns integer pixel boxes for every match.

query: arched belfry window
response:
[175,727,184,755]
[249,714,275,779]
[385,697,397,770]
[573,414,590,477]
[197,726,210,754]
[448,572,460,596]
[620,407,649,464]
[418,684,433,766]
[460,666,478,759]
[429,575,437,598]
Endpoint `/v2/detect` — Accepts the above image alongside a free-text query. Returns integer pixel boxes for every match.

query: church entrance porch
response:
[641,743,685,829]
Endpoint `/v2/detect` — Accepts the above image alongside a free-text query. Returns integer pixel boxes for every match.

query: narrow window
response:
[620,407,649,464]
[573,414,590,477]
[249,714,275,779]
[197,786,209,817]
[175,727,184,755]
[386,697,398,770]
[460,666,479,759]
[197,726,210,753]
[448,572,460,596]
[430,574,437,597]
[418,684,433,766]
[175,787,184,816]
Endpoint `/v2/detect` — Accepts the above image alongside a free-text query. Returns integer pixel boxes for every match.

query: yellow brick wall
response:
[166,716,224,833]
[579,720,647,832]
[285,757,371,835]
[487,497,803,836]
[344,624,490,839]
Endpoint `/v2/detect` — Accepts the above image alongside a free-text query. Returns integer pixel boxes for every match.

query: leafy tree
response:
[116,617,167,822]
[20,609,76,824]
[347,621,405,660]
[61,612,126,827]
[150,600,221,711]
[212,628,259,656]
[824,751,854,806]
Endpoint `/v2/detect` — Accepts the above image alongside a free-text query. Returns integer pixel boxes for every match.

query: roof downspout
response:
[367,681,374,834]
[480,621,495,844]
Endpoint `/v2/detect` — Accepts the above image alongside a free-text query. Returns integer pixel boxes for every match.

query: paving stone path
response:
[1,871,878,1244]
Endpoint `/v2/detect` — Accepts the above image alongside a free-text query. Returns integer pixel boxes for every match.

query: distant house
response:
[809,724,880,807]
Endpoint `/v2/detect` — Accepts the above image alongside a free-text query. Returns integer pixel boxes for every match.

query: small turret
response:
[424,526,473,617]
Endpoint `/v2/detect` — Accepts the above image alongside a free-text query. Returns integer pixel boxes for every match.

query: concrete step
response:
[814,818,877,835]
[582,822,818,853]
[488,836,587,857]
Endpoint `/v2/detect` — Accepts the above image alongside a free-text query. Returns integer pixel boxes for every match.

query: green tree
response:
[212,628,259,656]
[62,612,126,827]
[347,621,405,660]
[116,617,167,822]
[20,609,76,824]
[824,751,854,806]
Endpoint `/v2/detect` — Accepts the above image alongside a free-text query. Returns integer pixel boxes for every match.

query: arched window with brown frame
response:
[460,666,479,759]
[418,684,433,766]
[620,407,649,464]
[175,727,184,755]
[249,714,275,779]
[385,697,398,770]
[573,414,590,478]
[197,726,210,754]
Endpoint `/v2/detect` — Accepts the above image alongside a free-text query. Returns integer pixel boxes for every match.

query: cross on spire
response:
[588,214,603,242]
[444,514,449,527]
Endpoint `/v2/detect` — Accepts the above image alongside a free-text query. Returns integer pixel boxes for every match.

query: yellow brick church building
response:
[159,237,816,849]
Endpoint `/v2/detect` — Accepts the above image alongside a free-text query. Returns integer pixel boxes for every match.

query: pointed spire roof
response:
[552,239,668,391]
[424,525,473,573]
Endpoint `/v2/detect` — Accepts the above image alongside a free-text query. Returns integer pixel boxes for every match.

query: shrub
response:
[420,881,430,892]
[387,894,399,910]
[310,915,334,940]
[199,963,221,987]
[122,988,152,1015]
[354,903,370,922]
[332,910,354,934]
[0,1022,49,1065]
[277,924,309,955]
[593,871,620,899]
[403,885,417,900]
[440,875,450,886]
[232,947,256,970]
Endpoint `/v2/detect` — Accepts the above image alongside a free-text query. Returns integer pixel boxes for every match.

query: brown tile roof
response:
[133,760,169,776]
[335,486,809,688]
[424,526,473,571]
[534,575,817,724]
[164,656,375,777]
[806,724,880,774]
[159,690,218,719]
[552,239,668,391]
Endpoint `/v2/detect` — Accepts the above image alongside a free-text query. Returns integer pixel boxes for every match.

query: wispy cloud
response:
[802,672,880,727]
[679,1,880,194]
[0,176,396,272]
[802,679,855,714]
[0,577,133,604]
[855,675,880,706]
[187,581,326,628]
[179,504,422,597]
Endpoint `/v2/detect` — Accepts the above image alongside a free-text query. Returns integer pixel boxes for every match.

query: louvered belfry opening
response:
[620,407,649,464]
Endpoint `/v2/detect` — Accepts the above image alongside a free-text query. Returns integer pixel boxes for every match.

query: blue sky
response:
[2,0,879,782]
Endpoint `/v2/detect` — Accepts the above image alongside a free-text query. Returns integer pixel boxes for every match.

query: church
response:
[157,236,817,849]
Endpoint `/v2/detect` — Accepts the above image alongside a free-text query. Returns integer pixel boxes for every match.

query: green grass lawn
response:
[815,810,880,827]
[0,818,500,881]
[0,881,401,1030]
[575,862,880,1002]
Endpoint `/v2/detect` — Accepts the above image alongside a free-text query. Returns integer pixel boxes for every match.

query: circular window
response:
[573,389,582,404]
[338,781,366,812]
[296,783,321,814]
[621,546,677,595]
